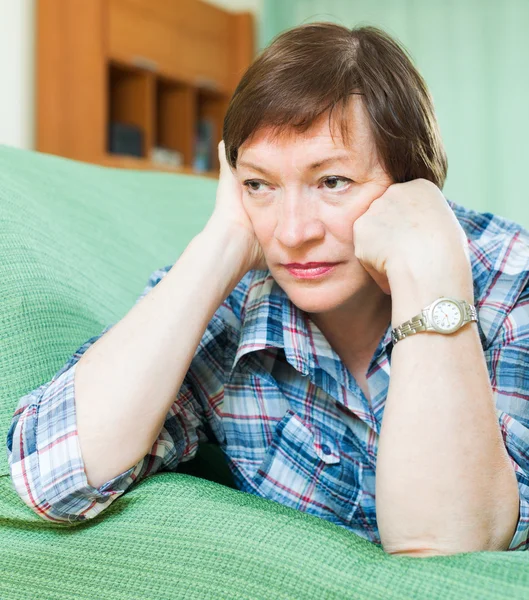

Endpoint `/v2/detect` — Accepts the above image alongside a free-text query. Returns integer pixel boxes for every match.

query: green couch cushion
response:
[1,146,529,599]
[3,473,529,600]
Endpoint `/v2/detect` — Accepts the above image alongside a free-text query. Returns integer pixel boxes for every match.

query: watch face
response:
[431,299,463,333]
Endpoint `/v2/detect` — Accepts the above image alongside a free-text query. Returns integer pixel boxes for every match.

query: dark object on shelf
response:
[108,122,144,157]
[193,117,215,172]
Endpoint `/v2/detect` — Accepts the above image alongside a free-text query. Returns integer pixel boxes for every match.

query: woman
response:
[7,23,528,556]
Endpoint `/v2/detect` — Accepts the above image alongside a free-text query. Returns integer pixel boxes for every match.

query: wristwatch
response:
[391,296,478,345]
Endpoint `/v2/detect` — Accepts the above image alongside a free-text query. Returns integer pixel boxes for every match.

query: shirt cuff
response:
[35,362,140,521]
[507,491,529,550]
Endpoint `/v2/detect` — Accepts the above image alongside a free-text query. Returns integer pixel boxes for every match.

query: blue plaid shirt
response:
[6,197,529,550]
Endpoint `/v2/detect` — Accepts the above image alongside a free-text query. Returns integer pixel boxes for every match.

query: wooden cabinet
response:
[108,0,233,91]
[36,0,255,177]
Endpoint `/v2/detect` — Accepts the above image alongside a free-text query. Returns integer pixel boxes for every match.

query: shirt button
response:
[322,444,332,455]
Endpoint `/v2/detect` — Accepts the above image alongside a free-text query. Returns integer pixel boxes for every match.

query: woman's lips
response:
[284,262,337,268]
[284,263,339,279]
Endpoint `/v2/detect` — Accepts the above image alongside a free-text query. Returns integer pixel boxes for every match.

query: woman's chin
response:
[278,282,348,314]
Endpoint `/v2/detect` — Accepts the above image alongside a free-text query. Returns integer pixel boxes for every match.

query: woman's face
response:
[235,97,394,315]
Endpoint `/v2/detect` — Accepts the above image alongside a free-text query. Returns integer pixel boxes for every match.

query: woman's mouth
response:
[283,263,340,279]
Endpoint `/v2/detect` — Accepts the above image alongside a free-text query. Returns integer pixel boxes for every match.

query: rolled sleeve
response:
[7,361,145,523]
[506,460,529,551]
[507,498,529,551]
[486,288,529,551]
[7,262,220,524]
[6,265,174,523]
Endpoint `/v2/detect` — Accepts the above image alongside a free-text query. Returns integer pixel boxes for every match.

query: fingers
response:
[218,140,227,171]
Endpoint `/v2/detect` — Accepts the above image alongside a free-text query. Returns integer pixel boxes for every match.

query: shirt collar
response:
[229,270,309,378]
[229,269,394,380]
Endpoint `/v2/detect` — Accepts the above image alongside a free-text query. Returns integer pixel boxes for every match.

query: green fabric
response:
[0,145,217,478]
[259,0,529,229]
[3,472,529,600]
[1,145,529,599]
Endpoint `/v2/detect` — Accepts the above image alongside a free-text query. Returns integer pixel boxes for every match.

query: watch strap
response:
[391,298,478,345]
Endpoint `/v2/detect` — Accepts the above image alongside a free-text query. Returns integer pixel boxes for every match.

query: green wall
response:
[258,0,529,228]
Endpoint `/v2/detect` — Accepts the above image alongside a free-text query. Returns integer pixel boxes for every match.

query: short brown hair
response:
[223,23,447,189]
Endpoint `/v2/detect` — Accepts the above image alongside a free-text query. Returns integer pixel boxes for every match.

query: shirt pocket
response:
[251,408,361,525]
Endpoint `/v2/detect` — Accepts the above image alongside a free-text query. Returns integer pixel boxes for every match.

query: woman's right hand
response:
[206,140,267,272]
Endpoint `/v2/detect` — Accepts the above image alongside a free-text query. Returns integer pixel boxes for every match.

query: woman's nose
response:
[273,193,325,248]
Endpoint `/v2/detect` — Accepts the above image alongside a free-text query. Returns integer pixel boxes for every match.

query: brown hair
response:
[222,22,447,189]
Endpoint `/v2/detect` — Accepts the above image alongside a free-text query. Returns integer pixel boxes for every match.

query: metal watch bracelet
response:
[391,299,478,345]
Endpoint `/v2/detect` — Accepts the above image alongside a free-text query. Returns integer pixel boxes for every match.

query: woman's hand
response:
[352,178,471,295]
[206,140,267,272]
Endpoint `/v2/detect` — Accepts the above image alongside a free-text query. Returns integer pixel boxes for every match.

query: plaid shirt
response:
[6,198,529,551]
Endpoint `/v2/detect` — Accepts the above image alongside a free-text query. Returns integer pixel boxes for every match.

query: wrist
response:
[197,222,254,281]
[388,262,474,329]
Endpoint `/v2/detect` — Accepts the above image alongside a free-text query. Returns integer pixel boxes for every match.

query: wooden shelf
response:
[100,153,219,179]
[36,0,255,177]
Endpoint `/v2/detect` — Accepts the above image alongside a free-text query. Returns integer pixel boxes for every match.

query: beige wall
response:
[0,0,35,149]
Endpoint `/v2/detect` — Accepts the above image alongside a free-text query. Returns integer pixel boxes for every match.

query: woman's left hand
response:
[352,178,471,295]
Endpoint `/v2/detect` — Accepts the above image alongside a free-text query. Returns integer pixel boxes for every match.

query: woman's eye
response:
[322,176,352,191]
[243,180,267,194]
[242,176,353,195]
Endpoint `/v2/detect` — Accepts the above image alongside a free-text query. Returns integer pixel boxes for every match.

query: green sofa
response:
[2,145,529,600]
